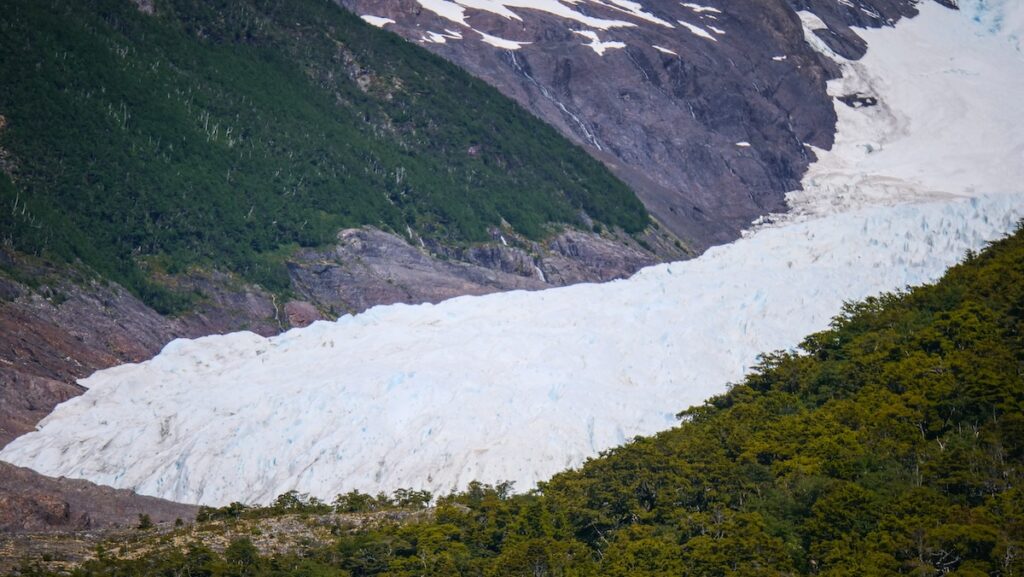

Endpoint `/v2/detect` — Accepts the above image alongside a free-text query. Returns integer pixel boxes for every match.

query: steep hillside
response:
[0,0,686,461]
[10,206,1024,577]
[0,462,197,533]
[0,0,655,313]
[338,0,922,248]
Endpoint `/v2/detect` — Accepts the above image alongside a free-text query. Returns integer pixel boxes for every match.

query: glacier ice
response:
[2,0,1024,505]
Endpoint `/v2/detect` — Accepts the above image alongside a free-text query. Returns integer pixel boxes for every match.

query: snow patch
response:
[588,0,674,27]
[678,19,717,41]
[477,30,530,49]
[797,10,840,60]
[417,0,469,26]
[680,2,721,14]
[797,10,828,31]
[574,30,627,54]
[360,15,395,27]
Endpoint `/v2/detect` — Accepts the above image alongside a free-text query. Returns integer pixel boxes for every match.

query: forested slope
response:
[0,0,648,312]
[16,227,1022,575]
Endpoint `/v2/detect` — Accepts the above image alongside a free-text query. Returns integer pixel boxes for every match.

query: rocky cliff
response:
[337,0,922,248]
[0,462,197,533]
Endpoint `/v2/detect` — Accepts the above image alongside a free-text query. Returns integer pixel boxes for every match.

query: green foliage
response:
[332,488,432,512]
[271,490,330,515]
[15,229,1024,575]
[224,538,260,577]
[0,0,647,309]
[196,501,251,523]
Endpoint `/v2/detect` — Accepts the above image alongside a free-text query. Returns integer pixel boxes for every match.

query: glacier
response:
[3,0,1024,506]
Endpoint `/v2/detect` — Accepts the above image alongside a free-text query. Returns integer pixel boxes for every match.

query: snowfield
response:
[3,0,1023,505]
[786,0,1024,220]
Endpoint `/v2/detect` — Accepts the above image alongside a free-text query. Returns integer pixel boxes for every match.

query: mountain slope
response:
[0,0,686,466]
[0,462,197,533]
[337,0,921,248]
[0,0,652,313]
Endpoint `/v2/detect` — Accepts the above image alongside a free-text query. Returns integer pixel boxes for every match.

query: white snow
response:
[360,15,395,28]
[3,0,1023,506]
[735,141,751,147]
[574,30,627,54]
[3,197,1020,506]
[423,31,448,43]
[786,0,1024,220]
[407,1,672,51]
[797,9,841,61]
[678,19,717,41]
[680,2,721,14]
[477,30,531,49]
[587,0,674,27]
[652,44,678,55]
[422,29,466,44]
[417,0,470,26]
[798,10,829,31]
[415,0,636,30]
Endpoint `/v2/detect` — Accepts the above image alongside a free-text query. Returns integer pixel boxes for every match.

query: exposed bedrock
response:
[338,0,924,249]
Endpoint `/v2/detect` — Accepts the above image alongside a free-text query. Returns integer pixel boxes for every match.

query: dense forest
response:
[12,227,1022,575]
[0,0,649,312]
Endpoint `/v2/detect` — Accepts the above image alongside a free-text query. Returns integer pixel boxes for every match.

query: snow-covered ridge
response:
[3,0,1023,505]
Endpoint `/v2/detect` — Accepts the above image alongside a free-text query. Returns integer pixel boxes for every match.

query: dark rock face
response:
[0,462,197,533]
[337,0,921,249]
[288,228,548,316]
[288,226,665,316]
[0,371,84,450]
[0,257,283,449]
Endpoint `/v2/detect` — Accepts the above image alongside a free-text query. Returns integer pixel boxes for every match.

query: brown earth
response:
[0,462,197,534]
